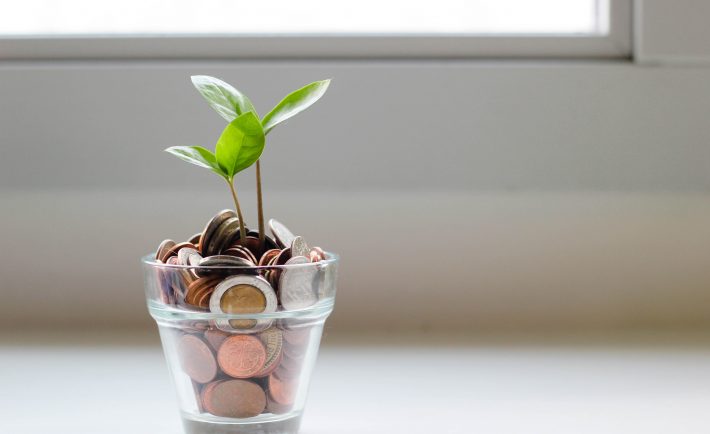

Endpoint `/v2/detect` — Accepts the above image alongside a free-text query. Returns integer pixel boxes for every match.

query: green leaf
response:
[261,79,331,135]
[191,75,257,122]
[165,146,227,178]
[215,111,265,178]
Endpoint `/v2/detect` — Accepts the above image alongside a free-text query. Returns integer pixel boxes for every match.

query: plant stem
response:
[256,159,265,250]
[227,178,247,245]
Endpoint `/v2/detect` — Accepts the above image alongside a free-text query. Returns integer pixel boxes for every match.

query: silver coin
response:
[279,256,318,310]
[187,251,203,267]
[268,218,296,249]
[177,247,199,266]
[290,236,310,258]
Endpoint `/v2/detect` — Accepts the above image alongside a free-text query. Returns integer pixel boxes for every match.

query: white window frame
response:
[0,0,632,60]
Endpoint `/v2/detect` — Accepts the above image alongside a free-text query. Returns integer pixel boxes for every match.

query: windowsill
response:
[3,331,710,433]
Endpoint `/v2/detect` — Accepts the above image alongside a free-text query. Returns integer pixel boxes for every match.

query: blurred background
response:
[2,1,710,433]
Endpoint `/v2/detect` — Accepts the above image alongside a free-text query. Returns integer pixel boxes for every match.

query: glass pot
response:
[142,253,338,434]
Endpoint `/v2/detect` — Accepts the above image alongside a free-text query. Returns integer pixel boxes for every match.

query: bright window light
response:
[1,0,607,36]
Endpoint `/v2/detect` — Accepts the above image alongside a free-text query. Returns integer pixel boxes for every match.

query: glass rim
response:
[141,251,339,271]
[147,298,335,321]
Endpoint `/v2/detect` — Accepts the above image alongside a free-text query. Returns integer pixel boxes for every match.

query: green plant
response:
[165,76,331,247]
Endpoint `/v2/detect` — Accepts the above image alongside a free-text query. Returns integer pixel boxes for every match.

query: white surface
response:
[1,332,710,434]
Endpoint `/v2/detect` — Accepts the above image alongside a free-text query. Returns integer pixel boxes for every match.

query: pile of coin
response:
[154,210,329,322]
[175,322,312,418]
[153,210,330,418]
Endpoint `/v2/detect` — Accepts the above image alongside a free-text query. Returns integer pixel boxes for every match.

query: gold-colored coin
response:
[220,284,267,313]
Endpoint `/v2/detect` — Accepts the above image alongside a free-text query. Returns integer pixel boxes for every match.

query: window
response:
[0,0,631,59]
[3,0,606,36]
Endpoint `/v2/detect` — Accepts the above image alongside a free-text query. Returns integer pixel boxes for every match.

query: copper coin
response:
[259,249,281,267]
[200,380,223,414]
[246,230,280,252]
[311,246,326,262]
[185,276,221,308]
[188,232,202,245]
[204,329,230,352]
[164,242,197,262]
[268,373,298,406]
[199,209,237,256]
[156,239,176,262]
[256,327,283,377]
[197,285,217,308]
[223,245,258,265]
[266,393,293,414]
[202,379,266,418]
[178,334,218,384]
[217,335,267,378]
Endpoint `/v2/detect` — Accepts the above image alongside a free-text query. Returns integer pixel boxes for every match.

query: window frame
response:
[0,0,631,60]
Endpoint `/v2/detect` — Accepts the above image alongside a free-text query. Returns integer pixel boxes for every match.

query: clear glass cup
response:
[142,253,339,434]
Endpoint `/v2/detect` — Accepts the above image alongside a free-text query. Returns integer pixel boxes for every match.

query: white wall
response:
[1,61,710,331]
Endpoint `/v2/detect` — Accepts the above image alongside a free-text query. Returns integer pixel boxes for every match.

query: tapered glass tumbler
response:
[143,253,339,434]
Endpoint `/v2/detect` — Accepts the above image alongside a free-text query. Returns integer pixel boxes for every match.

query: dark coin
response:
[199,210,237,256]
[196,255,255,277]
[208,216,241,256]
